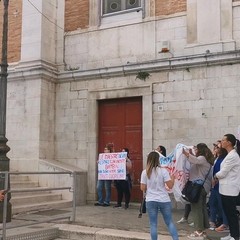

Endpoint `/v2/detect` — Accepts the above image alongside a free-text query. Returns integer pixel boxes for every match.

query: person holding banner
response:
[182,143,214,240]
[95,144,114,207]
[156,145,167,157]
[215,134,240,240]
[114,148,132,209]
[140,151,178,240]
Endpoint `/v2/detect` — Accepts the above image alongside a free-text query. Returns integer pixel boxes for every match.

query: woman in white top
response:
[140,151,178,240]
[215,134,240,240]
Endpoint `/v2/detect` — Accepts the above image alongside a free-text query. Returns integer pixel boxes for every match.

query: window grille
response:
[102,0,141,15]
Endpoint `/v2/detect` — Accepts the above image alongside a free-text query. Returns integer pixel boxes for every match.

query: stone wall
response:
[7,78,41,171]
[4,0,240,203]
[52,63,240,200]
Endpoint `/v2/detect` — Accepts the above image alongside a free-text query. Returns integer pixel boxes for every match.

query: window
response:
[102,0,141,16]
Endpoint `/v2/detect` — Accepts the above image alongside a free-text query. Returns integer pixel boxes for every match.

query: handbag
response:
[182,180,203,203]
[182,166,211,203]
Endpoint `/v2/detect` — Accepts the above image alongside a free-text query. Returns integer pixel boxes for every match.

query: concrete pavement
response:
[1,203,232,240]
[56,203,229,240]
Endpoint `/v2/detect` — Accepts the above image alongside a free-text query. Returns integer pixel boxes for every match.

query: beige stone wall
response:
[152,65,240,149]
[64,0,187,32]
[6,78,41,171]
[4,0,240,203]
[55,81,88,169]
[39,80,56,161]
[0,0,22,63]
[52,64,240,200]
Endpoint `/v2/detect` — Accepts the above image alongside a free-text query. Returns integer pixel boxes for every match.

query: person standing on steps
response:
[209,141,228,231]
[95,143,114,207]
[182,143,214,240]
[140,151,178,240]
[215,134,240,240]
[114,148,132,209]
[156,145,166,157]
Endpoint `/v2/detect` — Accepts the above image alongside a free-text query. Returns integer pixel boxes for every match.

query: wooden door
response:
[98,97,143,202]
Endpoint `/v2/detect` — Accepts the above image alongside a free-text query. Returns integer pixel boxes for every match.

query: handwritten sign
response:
[98,152,127,180]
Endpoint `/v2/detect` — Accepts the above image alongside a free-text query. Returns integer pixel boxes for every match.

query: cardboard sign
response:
[98,152,127,180]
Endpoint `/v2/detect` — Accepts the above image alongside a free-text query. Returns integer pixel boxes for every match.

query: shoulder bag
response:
[182,166,211,203]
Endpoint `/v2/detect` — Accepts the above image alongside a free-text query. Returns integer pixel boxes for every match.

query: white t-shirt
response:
[140,167,171,202]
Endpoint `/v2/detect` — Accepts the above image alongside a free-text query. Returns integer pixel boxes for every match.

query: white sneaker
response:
[189,222,194,227]
[220,234,234,240]
[177,217,188,224]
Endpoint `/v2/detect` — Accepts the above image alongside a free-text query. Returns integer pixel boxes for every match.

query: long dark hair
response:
[196,143,215,165]
[159,145,166,157]
[146,151,160,179]
[224,134,240,156]
[122,148,130,158]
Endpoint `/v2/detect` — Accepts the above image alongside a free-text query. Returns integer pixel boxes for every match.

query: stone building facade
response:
[1,0,240,202]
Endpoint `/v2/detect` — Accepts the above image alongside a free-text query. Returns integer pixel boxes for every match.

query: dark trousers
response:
[191,188,209,231]
[184,203,191,219]
[221,194,239,240]
[115,179,131,206]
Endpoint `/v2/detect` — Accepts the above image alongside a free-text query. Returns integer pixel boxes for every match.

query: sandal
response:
[187,231,206,240]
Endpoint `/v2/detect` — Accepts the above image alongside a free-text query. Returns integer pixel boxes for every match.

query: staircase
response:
[10,174,72,215]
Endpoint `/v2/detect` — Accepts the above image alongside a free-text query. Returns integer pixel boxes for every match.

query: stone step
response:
[10,175,30,181]
[11,190,52,197]
[10,181,39,188]
[1,223,59,240]
[11,193,62,205]
[7,175,73,216]
[55,224,151,240]
[13,200,72,215]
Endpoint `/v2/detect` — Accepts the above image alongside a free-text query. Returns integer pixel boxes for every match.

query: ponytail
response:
[224,134,240,156]
[235,139,240,156]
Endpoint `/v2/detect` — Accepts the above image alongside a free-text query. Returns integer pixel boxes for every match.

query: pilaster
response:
[21,0,64,65]
[186,0,235,53]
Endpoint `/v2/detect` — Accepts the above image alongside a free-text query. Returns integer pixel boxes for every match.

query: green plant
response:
[136,71,150,81]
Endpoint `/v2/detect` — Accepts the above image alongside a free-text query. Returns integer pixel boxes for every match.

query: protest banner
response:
[98,152,127,180]
[159,143,192,202]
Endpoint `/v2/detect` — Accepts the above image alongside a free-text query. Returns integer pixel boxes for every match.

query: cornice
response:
[57,50,240,82]
[7,50,240,83]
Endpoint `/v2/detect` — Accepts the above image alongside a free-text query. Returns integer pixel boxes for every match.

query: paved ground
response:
[71,203,229,239]
[1,203,232,239]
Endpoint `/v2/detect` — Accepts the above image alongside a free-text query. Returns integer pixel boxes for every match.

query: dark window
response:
[102,0,141,15]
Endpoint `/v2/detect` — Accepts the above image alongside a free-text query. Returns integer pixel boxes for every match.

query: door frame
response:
[87,85,153,201]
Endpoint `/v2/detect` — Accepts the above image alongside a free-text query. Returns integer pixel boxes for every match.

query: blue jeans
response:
[146,201,178,240]
[97,180,111,204]
[209,188,228,225]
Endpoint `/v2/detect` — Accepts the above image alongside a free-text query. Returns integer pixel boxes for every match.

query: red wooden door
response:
[98,97,143,202]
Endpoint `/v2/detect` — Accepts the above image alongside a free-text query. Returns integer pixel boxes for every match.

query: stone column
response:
[20,0,64,64]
